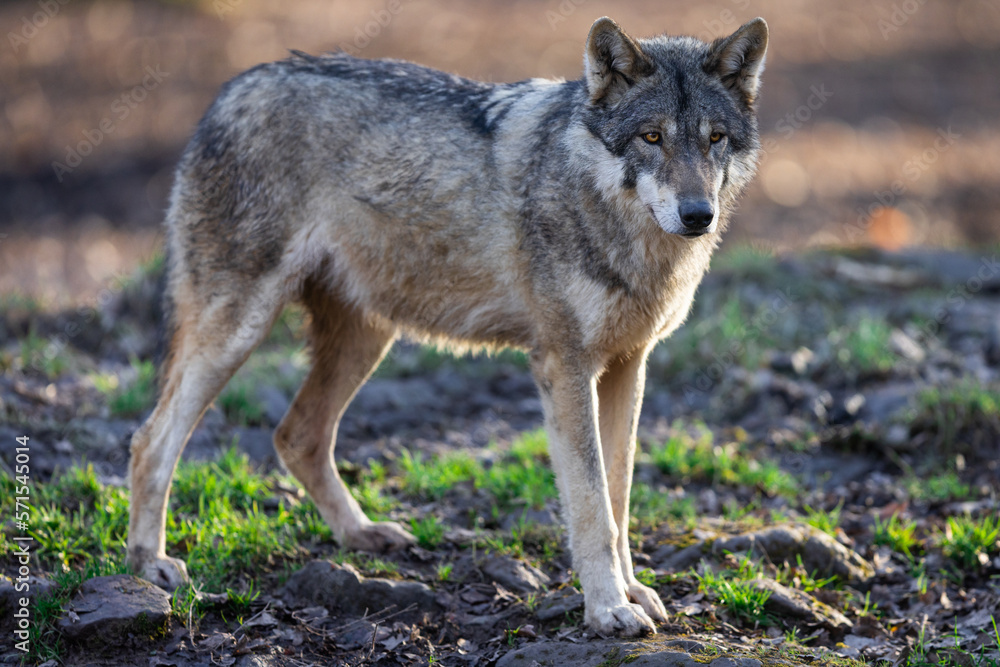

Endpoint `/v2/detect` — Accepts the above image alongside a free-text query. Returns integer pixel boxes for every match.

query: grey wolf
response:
[127,16,768,637]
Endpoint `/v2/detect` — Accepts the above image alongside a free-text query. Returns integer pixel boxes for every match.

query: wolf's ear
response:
[584,17,654,105]
[705,17,768,107]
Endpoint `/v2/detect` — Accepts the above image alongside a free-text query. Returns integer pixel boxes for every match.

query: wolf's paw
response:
[586,602,657,637]
[343,521,416,553]
[628,581,669,622]
[138,555,189,591]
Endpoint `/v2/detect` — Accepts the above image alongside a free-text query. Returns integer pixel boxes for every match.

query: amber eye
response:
[642,132,661,144]
[710,131,724,144]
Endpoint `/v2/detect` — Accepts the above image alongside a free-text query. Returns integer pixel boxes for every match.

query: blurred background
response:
[3,9,1000,661]
[1,0,999,304]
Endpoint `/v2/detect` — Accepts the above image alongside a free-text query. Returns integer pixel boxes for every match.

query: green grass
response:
[332,551,400,578]
[911,381,1000,447]
[873,513,923,559]
[399,429,558,512]
[775,554,838,593]
[94,356,158,418]
[630,480,696,528]
[410,515,446,549]
[904,615,1000,667]
[939,514,1000,572]
[695,556,773,626]
[646,421,798,497]
[832,315,895,375]
[477,430,556,511]
[470,516,563,562]
[0,448,344,594]
[399,449,479,500]
[802,502,842,537]
[904,470,972,503]
[15,325,72,379]
[348,460,396,518]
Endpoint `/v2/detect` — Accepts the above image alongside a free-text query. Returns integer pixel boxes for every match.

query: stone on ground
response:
[279,560,437,617]
[710,525,875,586]
[534,587,585,621]
[57,575,171,640]
[481,554,551,593]
[496,638,769,667]
[752,578,852,632]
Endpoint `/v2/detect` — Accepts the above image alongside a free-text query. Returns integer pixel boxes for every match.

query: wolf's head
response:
[577,17,767,238]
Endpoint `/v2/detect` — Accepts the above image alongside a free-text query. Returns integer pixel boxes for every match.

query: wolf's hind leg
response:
[274,279,414,552]
[128,279,286,589]
[597,349,668,623]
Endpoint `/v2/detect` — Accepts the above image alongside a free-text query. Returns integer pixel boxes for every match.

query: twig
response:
[188,581,202,650]
[232,601,271,640]
[366,621,379,661]
[325,603,418,636]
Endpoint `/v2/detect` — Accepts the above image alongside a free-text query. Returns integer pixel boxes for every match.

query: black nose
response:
[679,200,714,230]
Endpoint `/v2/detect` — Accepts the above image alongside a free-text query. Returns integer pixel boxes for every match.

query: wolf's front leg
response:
[597,349,668,624]
[532,351,657,637]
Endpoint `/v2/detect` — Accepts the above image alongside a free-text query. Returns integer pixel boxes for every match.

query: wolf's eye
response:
[710,132,725,144]
[642,132,661,144]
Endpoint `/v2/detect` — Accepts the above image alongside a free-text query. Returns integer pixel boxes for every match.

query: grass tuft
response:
[648,421,797,497]
[832,315,895,375]
[410,515,446,549]
[873,513,923,559]
[939,514,1000,572]
[695,556,773,626]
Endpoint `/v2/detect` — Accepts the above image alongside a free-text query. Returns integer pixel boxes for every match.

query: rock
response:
[894,249,1000,290]
[280,560,436,617]
[832,257,924,288]
[57,575,171,641]
[256,385,290,427]
[242,610,278,629]
[236,648,286,667]
[885,424,910,448]
[0,574,54,631]
[890,328,925,363]
[496,638,765,667]
[751,578,852,632]
[232,427,277,465]
[710,525,875,587]
[500,507,559,530]
[337,620,378,650]
[663,639,709,653]
[443,527,480,546]
[481,555,551,594]
[535,587,584,621]
[654,543,707,573]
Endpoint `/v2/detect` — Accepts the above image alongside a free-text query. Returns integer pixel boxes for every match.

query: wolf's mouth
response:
[681,230,708,238]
